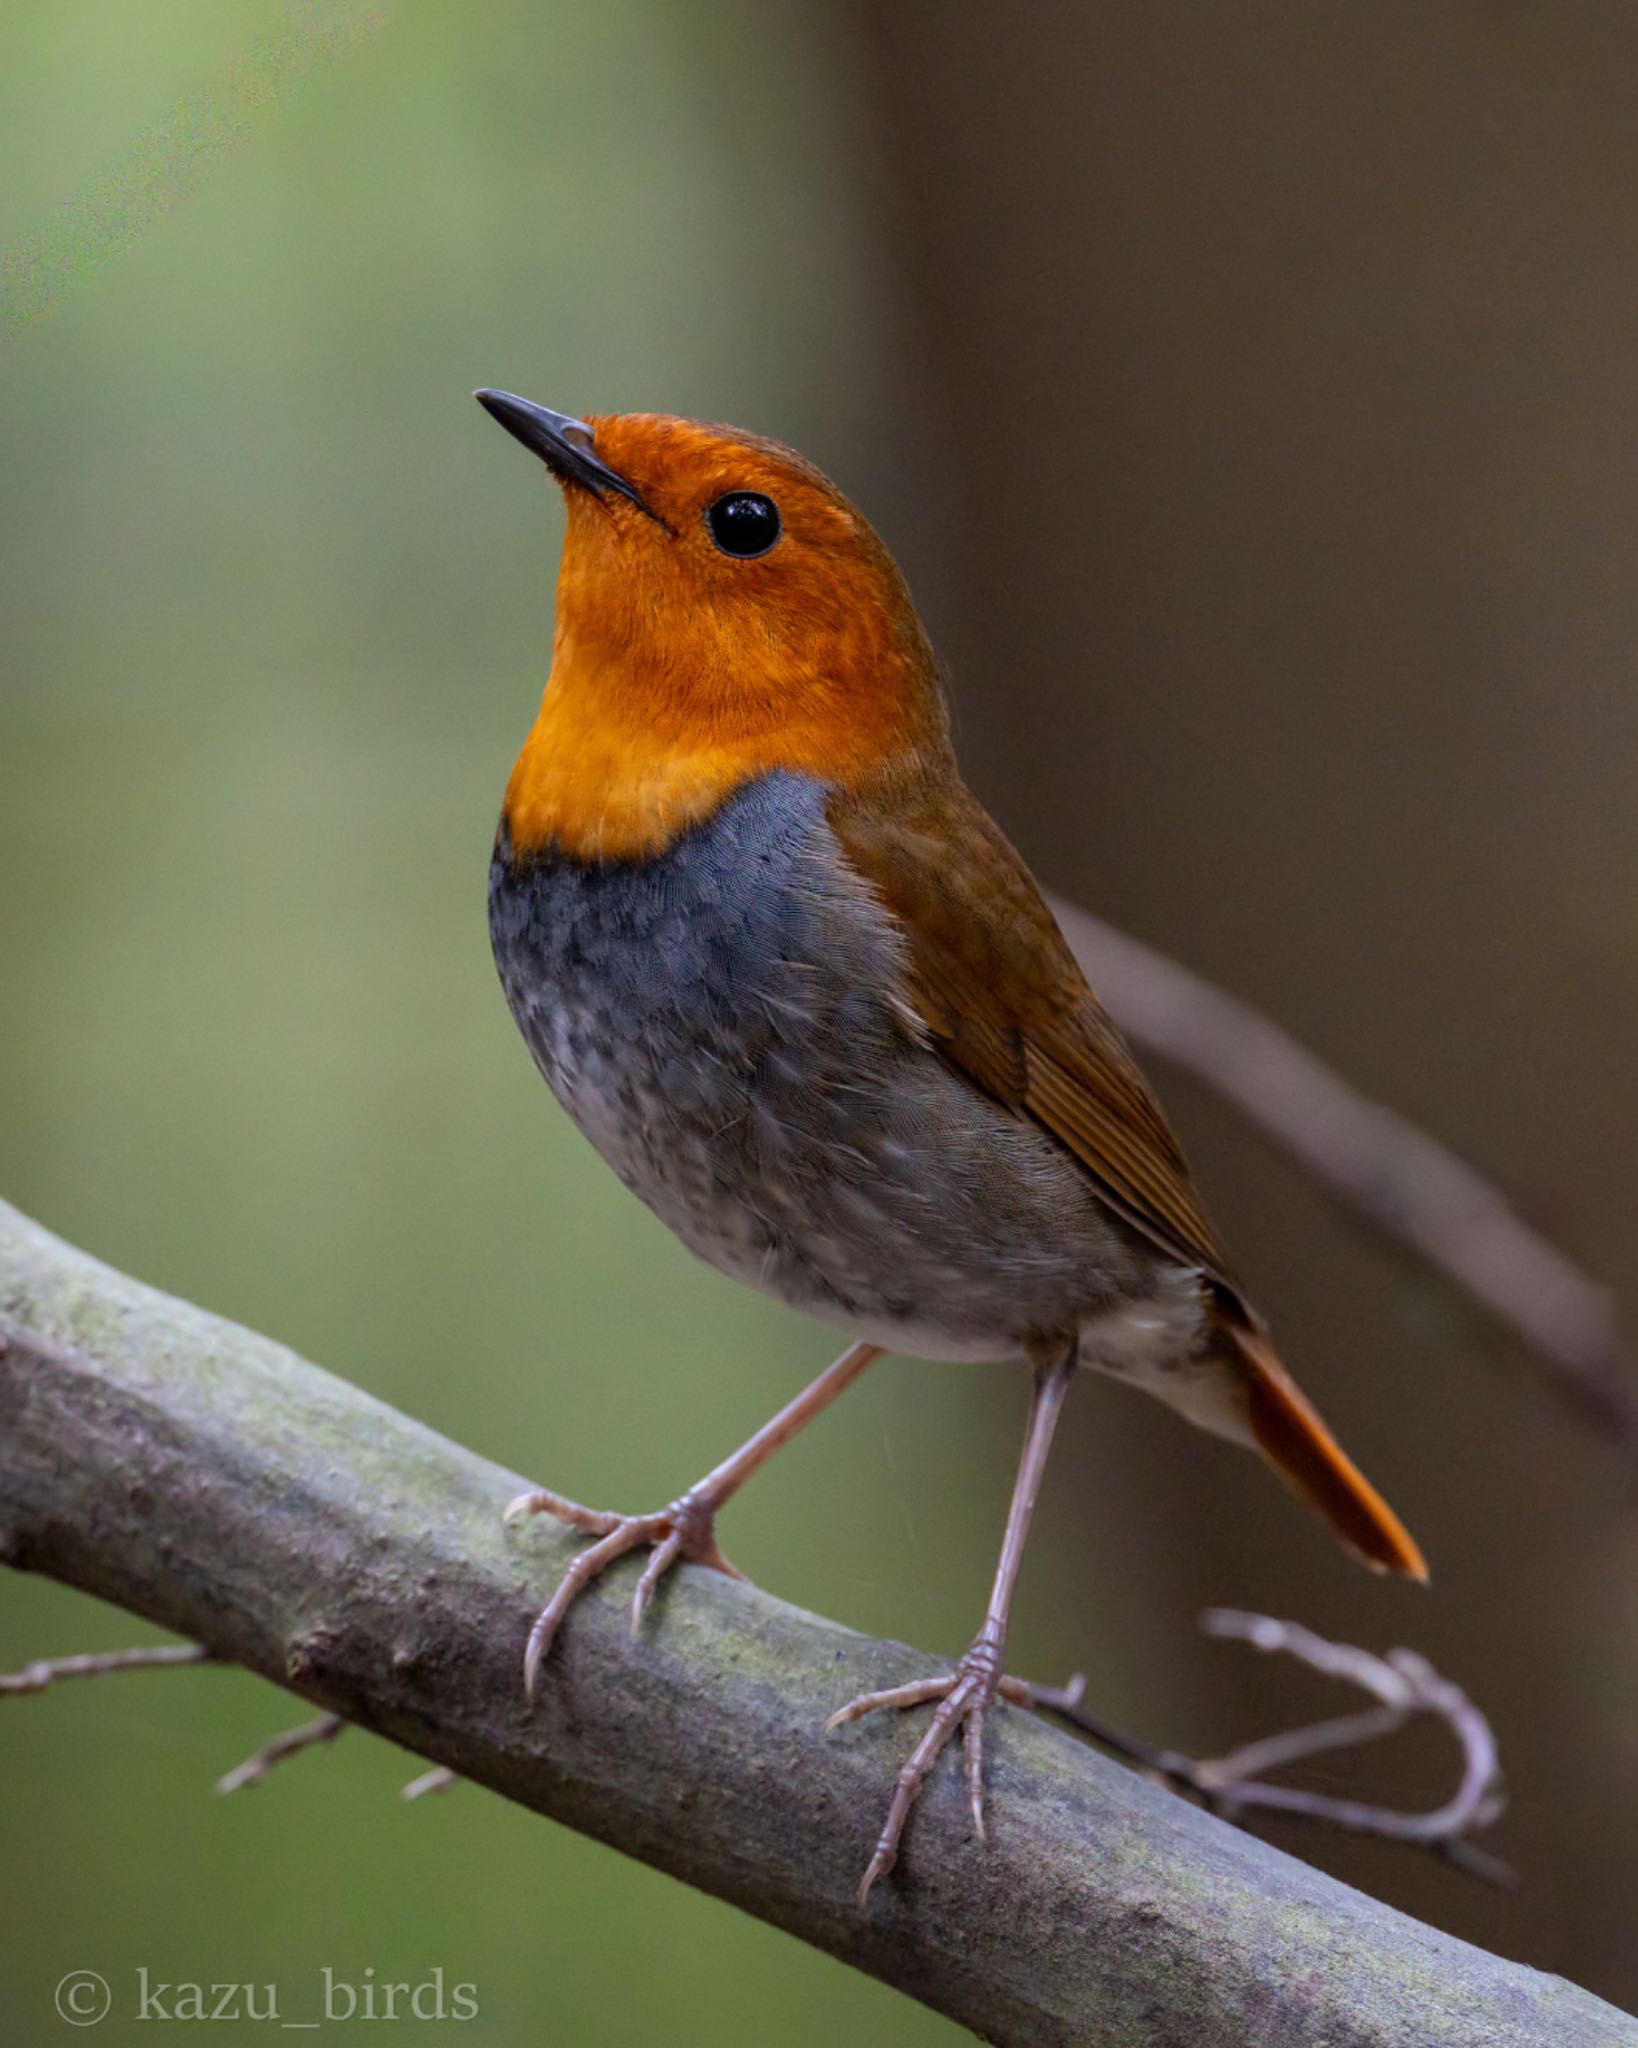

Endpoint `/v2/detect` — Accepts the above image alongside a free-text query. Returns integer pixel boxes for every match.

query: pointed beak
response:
[473,389,653,515]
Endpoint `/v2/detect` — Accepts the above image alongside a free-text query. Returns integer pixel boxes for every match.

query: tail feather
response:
[1224,1323,1428,1582]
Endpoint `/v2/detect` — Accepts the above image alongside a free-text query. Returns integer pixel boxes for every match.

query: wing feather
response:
[829,779,1239,1292]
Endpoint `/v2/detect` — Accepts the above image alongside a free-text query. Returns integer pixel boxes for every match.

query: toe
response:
[697,1537,748,1580]
[521,1520,653,1690]
[963,1697,987,1838]
[504,1487,619,1535]
[824,1675,951,1733]
[630,1527,684,1632]
[845,1660,1014,1904]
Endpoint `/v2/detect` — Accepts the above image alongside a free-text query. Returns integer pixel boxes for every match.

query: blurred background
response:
[4,2,1638,2039]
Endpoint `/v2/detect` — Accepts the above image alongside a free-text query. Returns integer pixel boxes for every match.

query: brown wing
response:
[830,775,1429,1582]
[829,775,1240,1294]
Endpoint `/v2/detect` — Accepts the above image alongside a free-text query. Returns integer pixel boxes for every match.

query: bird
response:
[474,388,1427,1906]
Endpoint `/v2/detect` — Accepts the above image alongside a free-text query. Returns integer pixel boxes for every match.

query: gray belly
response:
[488,772,1173,1363]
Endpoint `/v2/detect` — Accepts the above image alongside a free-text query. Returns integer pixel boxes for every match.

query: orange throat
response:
[502,690,760,864]
[501,641,945,864]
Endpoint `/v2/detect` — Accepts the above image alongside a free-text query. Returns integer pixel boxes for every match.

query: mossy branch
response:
[0,1197,1631,2048]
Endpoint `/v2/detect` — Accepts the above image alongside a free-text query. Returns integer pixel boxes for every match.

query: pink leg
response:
[826,1343,1076,1906]
[507,1341,883,1692]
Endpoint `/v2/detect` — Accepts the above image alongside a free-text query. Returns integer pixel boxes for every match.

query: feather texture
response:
[829,773,1238,1290]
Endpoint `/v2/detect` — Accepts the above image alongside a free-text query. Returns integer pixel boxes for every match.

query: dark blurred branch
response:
[1053,900,1638,1448]
[1028,1609,1510,1886]
[2,1200,1631,2047]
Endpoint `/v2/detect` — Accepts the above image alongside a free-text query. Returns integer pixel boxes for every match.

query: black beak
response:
[473,389,653,515]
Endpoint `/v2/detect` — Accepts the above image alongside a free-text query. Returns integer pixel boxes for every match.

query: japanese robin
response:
[475,390,1426,1904]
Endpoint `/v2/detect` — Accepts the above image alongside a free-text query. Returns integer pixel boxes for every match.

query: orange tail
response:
[1226,1324,1428,1581]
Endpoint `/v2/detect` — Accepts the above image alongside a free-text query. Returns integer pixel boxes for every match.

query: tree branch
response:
[1052,901,1638,1449]
[1,1198,1630,2047]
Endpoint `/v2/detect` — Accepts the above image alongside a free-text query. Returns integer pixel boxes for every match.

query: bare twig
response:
[0,1641,210,1694]
[215,1711,347,1794]
[1,1638,455,1804]
[1052,900,1638,1447]
[400,1765,459,1800]
[1027,1609,1509,1885]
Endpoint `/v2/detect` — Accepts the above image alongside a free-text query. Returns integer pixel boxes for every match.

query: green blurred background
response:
[5,2,1638,2040]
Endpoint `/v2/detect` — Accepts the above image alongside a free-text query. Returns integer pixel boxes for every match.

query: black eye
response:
[706,491,781,558]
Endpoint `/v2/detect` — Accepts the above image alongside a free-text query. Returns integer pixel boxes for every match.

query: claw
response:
[857,1844,894,1910]
[828,1643,1021,1906]
[631,1528,684,1633]
[508,1487,745,1692]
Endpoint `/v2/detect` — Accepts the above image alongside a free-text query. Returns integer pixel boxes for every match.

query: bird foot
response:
[504,1484,745,1693]
[824,1626,1034,1906]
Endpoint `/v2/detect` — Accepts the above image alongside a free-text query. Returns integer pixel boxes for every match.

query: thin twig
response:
[0,1642,210,1694]
[3,1637,456,1803]
[1026,1609,1510,1884]
[215,1712,347,1794]
[1052,899,1638,1450]
[400,1765,459,1800]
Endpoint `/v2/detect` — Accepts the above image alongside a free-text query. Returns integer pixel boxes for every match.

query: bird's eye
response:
[705,491,781,559]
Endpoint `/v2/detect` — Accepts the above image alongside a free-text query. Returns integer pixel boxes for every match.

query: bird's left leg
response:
[506,1340,882,1692]
[826,1338,1075,1906]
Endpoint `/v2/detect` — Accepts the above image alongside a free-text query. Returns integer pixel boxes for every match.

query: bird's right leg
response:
[506,1340,882,1692]
[825,1340,1076,1904]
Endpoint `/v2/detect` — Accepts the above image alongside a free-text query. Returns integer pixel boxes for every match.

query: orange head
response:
[476,392,951,861]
